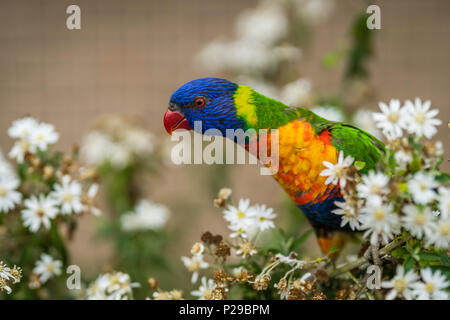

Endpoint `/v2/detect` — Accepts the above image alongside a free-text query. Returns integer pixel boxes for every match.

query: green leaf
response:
[418,252,441,262]
[404,257,415,272]
[290,229,313,252]
[440,252,450,267]
[328,245,340,255]
[354,161,366,171]
[435,172,450,184]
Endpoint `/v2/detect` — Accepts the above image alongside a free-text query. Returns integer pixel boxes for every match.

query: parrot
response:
[163,77,385,254]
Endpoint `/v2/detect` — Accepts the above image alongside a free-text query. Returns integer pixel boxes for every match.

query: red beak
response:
[163,110,191,135]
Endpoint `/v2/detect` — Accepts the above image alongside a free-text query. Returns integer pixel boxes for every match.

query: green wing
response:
[327,123,385,174]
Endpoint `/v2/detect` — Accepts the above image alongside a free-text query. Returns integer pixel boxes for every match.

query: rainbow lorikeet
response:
[163,78,385,254]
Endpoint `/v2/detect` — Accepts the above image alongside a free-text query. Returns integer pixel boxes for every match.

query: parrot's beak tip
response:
[163,109,191,135]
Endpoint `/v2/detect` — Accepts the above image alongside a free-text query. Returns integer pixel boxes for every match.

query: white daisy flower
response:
[373,99,407,140]
[190,277,216,300]
[50,175,83,215]
[0,178,22,213]
[381,265,419,300]
[223,198,254,225]
[401,205,434,239]
[426,217,450,249]
[320,151,354,187]
[332,200,363,231]
[105,271,140,297]
[0,149,17,180]
[408,172,438,204]
[21,194,58,232]
[311,105,344,122]
[402,98,441,138]
[394,150,413,169]
[8,139,37,162]
[252,204,276,231]
[228,222,249,239]
[356,171,389,204]
[120,200,170,231]
[281,78,311,107]
[360,204,401,245]
[412,268,449,300]
[437,187,449,219]
[29,122,59,151]
[8,117,38,140]
[232,267,248,278]
[181,255,209,284]
[33,253,62,284]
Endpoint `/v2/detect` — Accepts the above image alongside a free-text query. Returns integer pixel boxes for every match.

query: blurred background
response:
[0,0,449,294]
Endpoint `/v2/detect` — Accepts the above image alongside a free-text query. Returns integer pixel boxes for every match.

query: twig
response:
[329,235,412,277]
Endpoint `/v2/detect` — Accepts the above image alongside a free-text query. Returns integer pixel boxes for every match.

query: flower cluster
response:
[86,271,140,300]
[80,115,155,169]
[31,253,62,287]
[121,199,170,232]
[319,98,447,251]
[0,261,22,294]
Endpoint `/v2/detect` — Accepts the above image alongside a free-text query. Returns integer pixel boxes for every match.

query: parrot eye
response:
[194,97,205,108]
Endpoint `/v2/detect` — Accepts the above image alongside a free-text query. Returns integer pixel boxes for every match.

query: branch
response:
[329,235,412,277]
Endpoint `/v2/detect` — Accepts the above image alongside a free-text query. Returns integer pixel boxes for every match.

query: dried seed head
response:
[252,275,271,291]
[312,292,327,300]
[215,242,231,259]
[147,277,159,290]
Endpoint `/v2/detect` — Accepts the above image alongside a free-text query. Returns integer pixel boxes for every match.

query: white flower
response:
[33,253,62,284]
[121,200,170,231]
[402,98,441,138]
[356,171,389,204]
[281,78,311,107]
[394,150,413,169]
[8,117,38,140]
[80,131,114,167]
[295,0,335,25]
[252,204,276,231]
[381,265,419,300]
[437,187,450,219]
[29,122,59,151]
[412,268,449,300]
[0,178,22,213]
[191,277,216,300]
[181,255,209,284]
[9,139,37,162]
[232,267,248,278]
[401,205,434,239]
[228,222,249,239]
[236,4,287,46]
[332,200,363,231]
[0,149,17,181]
[408,172,438,204]
[86,271,139,300]
[190,242,205,256]
[122,129,154,155]
[223,198,254,225]
[21,194,58,232]
[353,110,382,139]
[50,175,83,215]
[320,151,354,187]
[426,216,450,249]
[311,106,344,122]
[373,99,407,140]
[360,204,400,245]
[84,183,101,216]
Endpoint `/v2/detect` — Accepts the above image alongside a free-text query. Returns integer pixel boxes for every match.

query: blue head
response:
[164,78,246,136]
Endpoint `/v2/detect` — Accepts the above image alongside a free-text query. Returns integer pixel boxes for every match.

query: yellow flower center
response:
[440,223,449,236]
[20,139,29,151]
[419,183,427,191]
[259,216,266,222]
[188,260,200,272]
[0,187,7,197]
[36,208,45,218]
[413,214,426,226]
[374,209,385,221]
[62,192,73,202]
[237,211,246,219]
[425,282,435,293]
[46,263,55,273]
[388,112,399,123]
[370,185,381,194]
[414,112,426,124]
[393,279,407,293]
